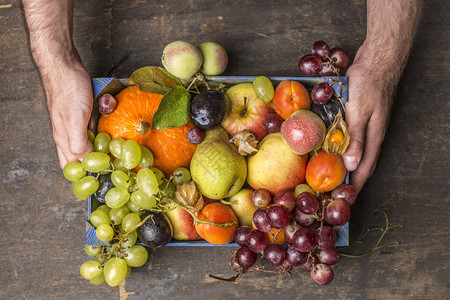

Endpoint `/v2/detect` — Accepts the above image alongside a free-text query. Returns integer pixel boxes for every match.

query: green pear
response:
[221,189,258,227]
[190,127,247,199]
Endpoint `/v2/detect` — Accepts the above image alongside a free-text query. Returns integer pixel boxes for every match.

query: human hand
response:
[342,46,395,193]
[43,61,94,168]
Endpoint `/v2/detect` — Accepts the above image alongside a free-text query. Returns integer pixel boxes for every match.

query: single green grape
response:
[109,205,130,226]
[103,257,128,287]
[122,140,141,169]
[138,146,154,168]
[85,245,102,257]
[96,204,111,215]
[111,170,130,189]
[112,158,127,172]
[96,224,114,242]
[87,130,96,145]
[109,138,125,159]
[160,179,176,198]
[137,168,158,198]
[253,76,274,102]
[105,187,130,209]
[89,272,105,285]
[124,245,148,267]
[130,190,157,210]
[63,161,86,181]
[125,266,132,278]
[171,167,191,185]
[80,260,102,280]
[72,176,99,198]
[82,152,111,173]
[121,213,141,232]
[122,230,137,248]
[73,189,89,200]
[126,200,144,215]
[90,210,111,227]
[94,132,111,154]
[152,167,165,186]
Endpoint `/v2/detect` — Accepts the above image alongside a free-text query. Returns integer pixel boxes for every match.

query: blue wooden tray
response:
[86,75,349,247]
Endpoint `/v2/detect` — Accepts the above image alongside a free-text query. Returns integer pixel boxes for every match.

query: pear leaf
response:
[127,66,180,95]
[152,86,191,130]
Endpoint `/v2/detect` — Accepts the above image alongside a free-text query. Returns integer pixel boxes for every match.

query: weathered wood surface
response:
[0,0,448,299]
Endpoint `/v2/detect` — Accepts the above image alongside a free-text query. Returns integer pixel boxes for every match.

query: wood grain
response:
[0,0,448,299]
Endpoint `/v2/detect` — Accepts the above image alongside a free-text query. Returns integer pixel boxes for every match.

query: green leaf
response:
[127,66,180,95]
[152,86,191,130]
[159,67,184,86]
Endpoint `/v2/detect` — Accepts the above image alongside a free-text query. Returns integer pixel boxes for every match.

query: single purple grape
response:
[300,254,320,272]
[293,228,315,252]
[253,207,272,232]
[273,189,296,212]
[314,226,337,250]
[326,199,350,226]
[330,48,350,69]
[263,244,286,267]
[284,223,302,244]
[298,54,323,75]
[251,189,272,208]
[235,226,252,247]
[267,204,290,229]
[296,192,320,214]
[187,128,204,144]
[291,207,315,227]
[311,41,331,60]
[246,230,267,253]
[98,93,117,114]
[331,184,358,206]
[311,82,334,105]
[311,263,334,285]
[286,245,307,267]
[318,62,334,76]
[236,246,257,270]
[263,112,283,133]
[318,248,340,265]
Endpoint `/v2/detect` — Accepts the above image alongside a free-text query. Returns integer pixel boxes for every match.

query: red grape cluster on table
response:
[229,183,357,285]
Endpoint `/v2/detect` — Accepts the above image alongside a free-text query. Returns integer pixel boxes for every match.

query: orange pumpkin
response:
[98,85,196,177]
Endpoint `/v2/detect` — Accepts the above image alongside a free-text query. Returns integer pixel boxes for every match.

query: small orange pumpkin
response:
[98,85,196,177]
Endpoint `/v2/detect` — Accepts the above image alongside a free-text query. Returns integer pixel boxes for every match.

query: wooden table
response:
[0,1,448,299]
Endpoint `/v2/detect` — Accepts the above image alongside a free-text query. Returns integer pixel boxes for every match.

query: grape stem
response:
[340,193,403,258]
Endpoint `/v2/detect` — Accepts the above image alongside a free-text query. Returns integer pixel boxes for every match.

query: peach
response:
[165,207,202,241]
[281,109,326,155]
[198,42,228,76]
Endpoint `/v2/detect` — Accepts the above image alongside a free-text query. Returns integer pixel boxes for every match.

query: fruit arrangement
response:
[66,40,359,286]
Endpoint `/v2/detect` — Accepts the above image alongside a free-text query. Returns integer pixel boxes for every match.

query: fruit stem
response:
[197,73,211,90]
[135,121,150,135]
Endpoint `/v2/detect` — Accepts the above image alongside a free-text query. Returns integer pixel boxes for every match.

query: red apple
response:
[281,110,326,155]
[221,83,272,140]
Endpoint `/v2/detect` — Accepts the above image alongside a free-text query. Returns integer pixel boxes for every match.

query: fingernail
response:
[343,156,359,171]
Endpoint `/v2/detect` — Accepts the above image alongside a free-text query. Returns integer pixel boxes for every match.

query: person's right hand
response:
[44,60,94,168]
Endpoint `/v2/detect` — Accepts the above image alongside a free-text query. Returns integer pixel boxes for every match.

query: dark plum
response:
[310,97,345,127]
[191,90,228,130]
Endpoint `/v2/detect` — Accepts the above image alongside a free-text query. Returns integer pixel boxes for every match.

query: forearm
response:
[22,0,80,97]
[357,0,422,85]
